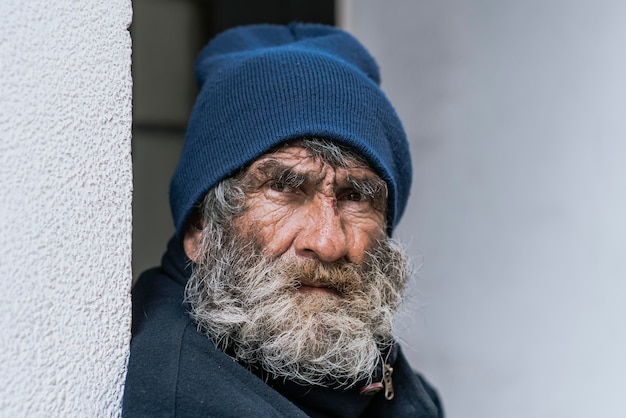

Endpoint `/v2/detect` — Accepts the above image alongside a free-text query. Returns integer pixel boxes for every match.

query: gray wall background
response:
[345,1,626,417]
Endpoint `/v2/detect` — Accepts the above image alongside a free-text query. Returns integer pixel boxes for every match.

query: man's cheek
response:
[237,205,299,251]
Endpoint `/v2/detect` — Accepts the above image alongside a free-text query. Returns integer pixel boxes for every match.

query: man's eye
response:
[270,181,294,193]
[344,191,366,202]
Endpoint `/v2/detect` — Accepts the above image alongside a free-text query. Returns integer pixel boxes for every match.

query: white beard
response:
[185,234,410,388]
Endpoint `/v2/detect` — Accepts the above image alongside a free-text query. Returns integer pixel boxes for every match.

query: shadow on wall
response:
[131,0,335,283]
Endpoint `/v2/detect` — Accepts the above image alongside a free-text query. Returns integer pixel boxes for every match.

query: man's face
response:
[235,145,386,267]
[184,143,408,387]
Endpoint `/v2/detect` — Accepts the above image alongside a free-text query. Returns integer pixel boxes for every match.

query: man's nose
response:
[293,195,349,262]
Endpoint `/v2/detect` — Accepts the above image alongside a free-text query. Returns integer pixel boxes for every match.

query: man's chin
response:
[291,290,352,314]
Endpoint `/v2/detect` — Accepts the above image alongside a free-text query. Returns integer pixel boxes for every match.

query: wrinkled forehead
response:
[256,139,376,172]
[247,144,380,180]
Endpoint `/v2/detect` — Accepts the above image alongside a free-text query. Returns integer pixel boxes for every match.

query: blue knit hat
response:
[170,23,412,236]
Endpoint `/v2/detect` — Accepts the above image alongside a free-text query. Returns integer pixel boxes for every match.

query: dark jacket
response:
[123,237,443,417]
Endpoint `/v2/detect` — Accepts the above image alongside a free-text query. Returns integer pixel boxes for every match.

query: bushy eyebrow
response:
[242,160,308,189]
[257,160,310,188]
[346,175,388,201]
[243,159,388,208]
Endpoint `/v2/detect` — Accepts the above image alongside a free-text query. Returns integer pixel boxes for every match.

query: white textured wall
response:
[0,1,133,416]
[344,1,626,417]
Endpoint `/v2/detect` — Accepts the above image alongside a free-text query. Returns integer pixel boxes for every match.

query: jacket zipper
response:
[383,363,394,400]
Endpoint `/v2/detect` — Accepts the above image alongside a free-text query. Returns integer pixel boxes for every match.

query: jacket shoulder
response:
[123,269,308,418]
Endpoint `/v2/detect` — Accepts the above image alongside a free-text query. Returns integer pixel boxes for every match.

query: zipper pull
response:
[383,363,394,400]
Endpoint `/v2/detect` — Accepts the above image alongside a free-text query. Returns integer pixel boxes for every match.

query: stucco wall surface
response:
[0,1,133,416]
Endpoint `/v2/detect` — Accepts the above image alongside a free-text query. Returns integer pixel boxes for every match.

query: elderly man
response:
[123,23,443,417]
